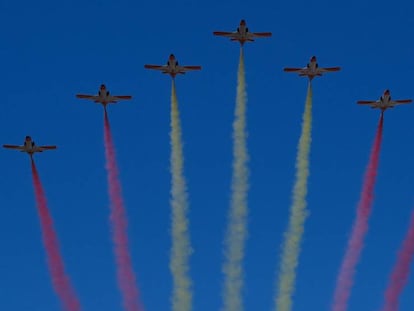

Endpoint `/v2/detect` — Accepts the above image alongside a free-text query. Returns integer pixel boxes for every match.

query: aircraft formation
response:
[3,18,414,311]
[2,19,412,156]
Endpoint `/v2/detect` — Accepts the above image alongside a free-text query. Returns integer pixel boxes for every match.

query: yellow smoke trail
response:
[170,80,193,311]
[275,83,313,311]
[222,48,249,311]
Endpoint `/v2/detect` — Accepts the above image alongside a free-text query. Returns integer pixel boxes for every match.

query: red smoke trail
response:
[31,159,81,311]
[381,211,414,311]
[103,110,144,311]
[332,113,384,311]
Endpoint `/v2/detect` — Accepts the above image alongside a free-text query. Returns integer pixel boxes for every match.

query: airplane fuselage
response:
[380,94,391,104]
[23,140,35,153]
[376,95,393,110]
[307,61,317,72]
[18,137,39,155]
[98,90,109,98]
[97,88,111,105]
[165,57,182,77]
[235,24,252,44]
[166,62,178,74]
[237,24,247,36]
[304,61,320,79]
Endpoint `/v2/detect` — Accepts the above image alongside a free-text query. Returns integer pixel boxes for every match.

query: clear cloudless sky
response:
[1,0,414,310]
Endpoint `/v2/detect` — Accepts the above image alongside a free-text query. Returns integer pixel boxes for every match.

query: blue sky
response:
[1,0,414,310]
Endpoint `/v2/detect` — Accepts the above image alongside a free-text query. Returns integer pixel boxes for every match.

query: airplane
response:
[144,54,201,78]
[3,136,56,158]
[284,56,341,80]
[76,84,132,109]
[213,19,272,45]
[357,89,412,111]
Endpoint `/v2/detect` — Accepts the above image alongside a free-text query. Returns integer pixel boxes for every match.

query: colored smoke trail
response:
[332,113,384,311]
[221,48,249,311]
[381,210,414,311]
[274,83,313,311]
[31,159,81,311]
[104,111,144,311]
[170,80,193,311]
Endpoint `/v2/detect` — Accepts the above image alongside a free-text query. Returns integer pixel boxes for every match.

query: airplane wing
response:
[76,94,99,101]
[112,95,132,101]
[319,67,341,73]
[213,31,236,38]
[357,100,377,105]
[144,64,167,71]
[392,99,412,105]
[181,66,202,72]
[37,146,57,151]
[3,144,25,150]
[283,67,306,73]
[252,32,272,38]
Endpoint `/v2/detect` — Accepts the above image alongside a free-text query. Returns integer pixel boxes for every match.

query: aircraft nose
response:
[25,136,31,141]
[240,19,246,25]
